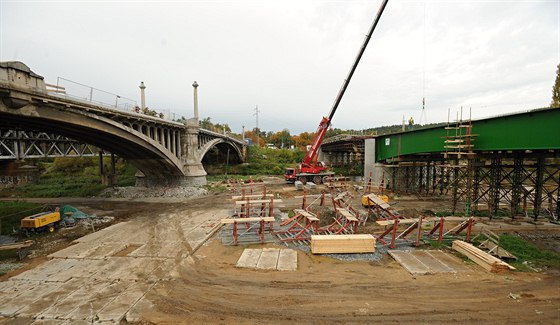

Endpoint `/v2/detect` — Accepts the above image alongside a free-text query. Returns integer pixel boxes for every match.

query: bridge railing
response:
[50,77,137,111]
[48,77,186,122]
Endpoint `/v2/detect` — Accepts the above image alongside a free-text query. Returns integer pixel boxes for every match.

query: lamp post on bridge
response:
[192,81,199,122]
[139,82,146,110]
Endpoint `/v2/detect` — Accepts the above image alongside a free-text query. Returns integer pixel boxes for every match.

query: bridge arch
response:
[0,101,186,182]
[0,61,247,186]
[199,138,244,165]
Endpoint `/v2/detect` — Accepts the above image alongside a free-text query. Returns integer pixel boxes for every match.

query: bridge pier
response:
[133,117,208,187]
[179,119,207,186]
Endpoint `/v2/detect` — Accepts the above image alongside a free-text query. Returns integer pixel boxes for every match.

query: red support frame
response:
[277,210,320,242]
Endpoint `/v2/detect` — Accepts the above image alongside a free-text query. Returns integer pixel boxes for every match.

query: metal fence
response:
[48,77,185,122]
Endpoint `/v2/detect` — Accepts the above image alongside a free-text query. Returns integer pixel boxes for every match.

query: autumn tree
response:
[292,132,316,149]
[552,63,560,108]
[244,130,265,146]
[268,129,293,148]
[199,117,231,133]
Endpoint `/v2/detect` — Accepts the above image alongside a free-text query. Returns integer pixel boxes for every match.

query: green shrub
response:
[0,201,43,235]
[499,234,560,269]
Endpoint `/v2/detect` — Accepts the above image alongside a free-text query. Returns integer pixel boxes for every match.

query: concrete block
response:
[294,181,304,190]
[306,182,317,189]
[256,248,280,270]
[236,249,261,269]
[276,249,297,271]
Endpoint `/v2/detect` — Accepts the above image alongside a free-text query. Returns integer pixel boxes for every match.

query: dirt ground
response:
[1,179,559,324]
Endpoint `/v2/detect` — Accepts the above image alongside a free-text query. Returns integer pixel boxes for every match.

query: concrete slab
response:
[1,279,79,316]
[148,259,180,281]
[129,258,166,280]
[12,259,77,281]
[428,250,471,272]
[17,279,107,318]
[388,250,430,275]
[256,248,280,270]
[30,320,66,325]
[414,251,456,273]
[73,222,130,243]
[61,258,105,279]
[0,280,39,299]
[96,282,152,322]
[64,279,133,322]
[89,258,125,280]
[47,242,90,259]
[276,249,298,271]
[83,242,128,259]
[389,250,469,275]
[35,279,108,319]
[236,249,261,268]
[3,203,224,323]
[156,241,185,259]
[125,294,155,323]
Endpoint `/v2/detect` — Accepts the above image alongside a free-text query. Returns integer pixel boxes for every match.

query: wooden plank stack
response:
[311,234,376,254]
[452,240,515,273]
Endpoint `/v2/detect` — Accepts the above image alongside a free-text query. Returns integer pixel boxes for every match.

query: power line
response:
[253,105,260,146]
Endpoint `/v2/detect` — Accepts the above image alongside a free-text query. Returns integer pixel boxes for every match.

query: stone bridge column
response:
[179,119,207,186]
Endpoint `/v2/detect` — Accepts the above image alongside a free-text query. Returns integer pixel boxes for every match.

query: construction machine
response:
[20,209,62,235]
[284,0,389,184]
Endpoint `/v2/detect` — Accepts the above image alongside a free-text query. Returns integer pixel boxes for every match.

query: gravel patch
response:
[0,261,24,275]
[99,186,208,199]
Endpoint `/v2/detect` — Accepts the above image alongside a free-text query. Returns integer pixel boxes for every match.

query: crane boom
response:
[327,0,389,121]
[300,0,389,172]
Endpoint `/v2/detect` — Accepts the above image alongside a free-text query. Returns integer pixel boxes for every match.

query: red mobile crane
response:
[284,0,390,184]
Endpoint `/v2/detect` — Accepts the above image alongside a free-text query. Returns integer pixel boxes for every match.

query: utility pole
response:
[253,105,260,147]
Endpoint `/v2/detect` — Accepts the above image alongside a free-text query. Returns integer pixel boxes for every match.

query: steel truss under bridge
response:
[382,153,560,221]
[0,127,103,160]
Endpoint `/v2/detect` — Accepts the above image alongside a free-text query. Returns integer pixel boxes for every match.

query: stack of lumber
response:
[452,240,515,273]
[0,240,34,251]
[311,234,375,254]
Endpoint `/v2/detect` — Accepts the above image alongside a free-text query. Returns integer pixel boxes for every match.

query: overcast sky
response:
[1,0,558,134]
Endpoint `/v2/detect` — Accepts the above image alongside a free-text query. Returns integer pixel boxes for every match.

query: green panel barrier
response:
[376,108,560,162]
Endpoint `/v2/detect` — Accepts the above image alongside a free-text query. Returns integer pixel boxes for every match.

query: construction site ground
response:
[1,178,559,324]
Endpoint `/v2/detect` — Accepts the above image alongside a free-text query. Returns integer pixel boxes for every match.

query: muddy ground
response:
[1,178,559,324]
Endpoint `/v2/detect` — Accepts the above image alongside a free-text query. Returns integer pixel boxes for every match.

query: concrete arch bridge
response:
[0,62,245,186]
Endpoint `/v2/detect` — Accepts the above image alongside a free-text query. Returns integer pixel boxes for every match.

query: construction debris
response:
[476,229,517,260]
[311,234,376,254]
[0,240,34,260]
[362,193,402,220]
[452,240,516,273]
